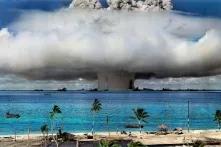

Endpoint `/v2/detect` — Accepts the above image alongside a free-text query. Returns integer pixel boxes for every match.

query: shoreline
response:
[1,129,221,146]
[0,129,220,139]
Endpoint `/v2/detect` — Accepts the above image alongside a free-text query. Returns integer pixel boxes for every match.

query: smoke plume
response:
[70,0,172,11]
[1,9,221,80]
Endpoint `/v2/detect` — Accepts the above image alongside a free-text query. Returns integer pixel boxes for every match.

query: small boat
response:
[125,124,143,128]
[5,112,20,118]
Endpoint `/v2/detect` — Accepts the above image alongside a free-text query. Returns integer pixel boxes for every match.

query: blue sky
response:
[0,0,72,27]
[173,0,221,17]
[1,0,221,27]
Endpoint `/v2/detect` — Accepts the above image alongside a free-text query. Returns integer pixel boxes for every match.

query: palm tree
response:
[91,99,102,136]
[214,110,221,130]
[50,105,62,147]
[132,108,149,134]
[41,124,49,147]
[99,139,121,147]
[127,141,145,147]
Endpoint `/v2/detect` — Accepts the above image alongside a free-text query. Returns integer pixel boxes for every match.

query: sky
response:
[173,0,221,17]
[1,0,221,28]
[1,0,221,90]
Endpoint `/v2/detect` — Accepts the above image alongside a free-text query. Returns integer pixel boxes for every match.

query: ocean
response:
[0,90,220,135]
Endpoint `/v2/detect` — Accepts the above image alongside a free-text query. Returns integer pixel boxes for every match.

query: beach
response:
[1,91,221,146]
[1,130,221,146]
[1,0,221,146]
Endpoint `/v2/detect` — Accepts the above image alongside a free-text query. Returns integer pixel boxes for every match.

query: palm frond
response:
[132,108,149,123]
[214,110,221,121]
[41,124,49,133]
[50,105,62,119]
[91,99,102,113]
[53,105,62,114]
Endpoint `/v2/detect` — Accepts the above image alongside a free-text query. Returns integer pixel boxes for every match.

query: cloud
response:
[136,75,221,90]
[0,9,221,80]
[0,74,96,90]
[70,0,172,11]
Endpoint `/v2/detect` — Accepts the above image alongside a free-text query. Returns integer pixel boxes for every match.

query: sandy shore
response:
[1,130,221,146]
[0,129,219,139]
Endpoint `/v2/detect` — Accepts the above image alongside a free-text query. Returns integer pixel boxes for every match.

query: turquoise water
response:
[0,90,220,135]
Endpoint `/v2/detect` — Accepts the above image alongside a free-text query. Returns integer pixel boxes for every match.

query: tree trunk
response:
[46,132,48,147]
[14,130,16,142]
[139,121,141,134]
[108,125,110,138]
[107,117,110,138]
[54,135,59,147]
[44,137,47,147]
[218,123,220,130]
[76,139,79,147]
[51,120,54,137]
[27,128,30,146]
[51,120,59,147]
[53,130,59,147]
[43,133,46,147]
[92,113,95,136]
[52,132,59,147]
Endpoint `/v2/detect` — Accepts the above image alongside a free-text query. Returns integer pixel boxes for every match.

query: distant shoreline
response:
[0,89,221,92]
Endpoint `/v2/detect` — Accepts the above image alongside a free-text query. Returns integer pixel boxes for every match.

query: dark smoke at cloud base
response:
[0,9,221,81]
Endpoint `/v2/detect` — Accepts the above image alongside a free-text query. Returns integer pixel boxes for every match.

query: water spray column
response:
[97,72,135,90]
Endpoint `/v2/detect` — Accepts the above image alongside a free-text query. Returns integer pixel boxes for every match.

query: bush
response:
[127,141,146,147]
[192,140,205,147]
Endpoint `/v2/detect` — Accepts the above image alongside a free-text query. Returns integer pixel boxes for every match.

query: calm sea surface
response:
[0,90,220,135]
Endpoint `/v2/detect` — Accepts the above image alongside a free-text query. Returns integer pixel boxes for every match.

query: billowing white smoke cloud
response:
[70,0,172,11]
[1,9,221,80]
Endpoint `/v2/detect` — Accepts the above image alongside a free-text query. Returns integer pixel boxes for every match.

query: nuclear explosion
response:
[1,1,221,91]
[70,0,173,90]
